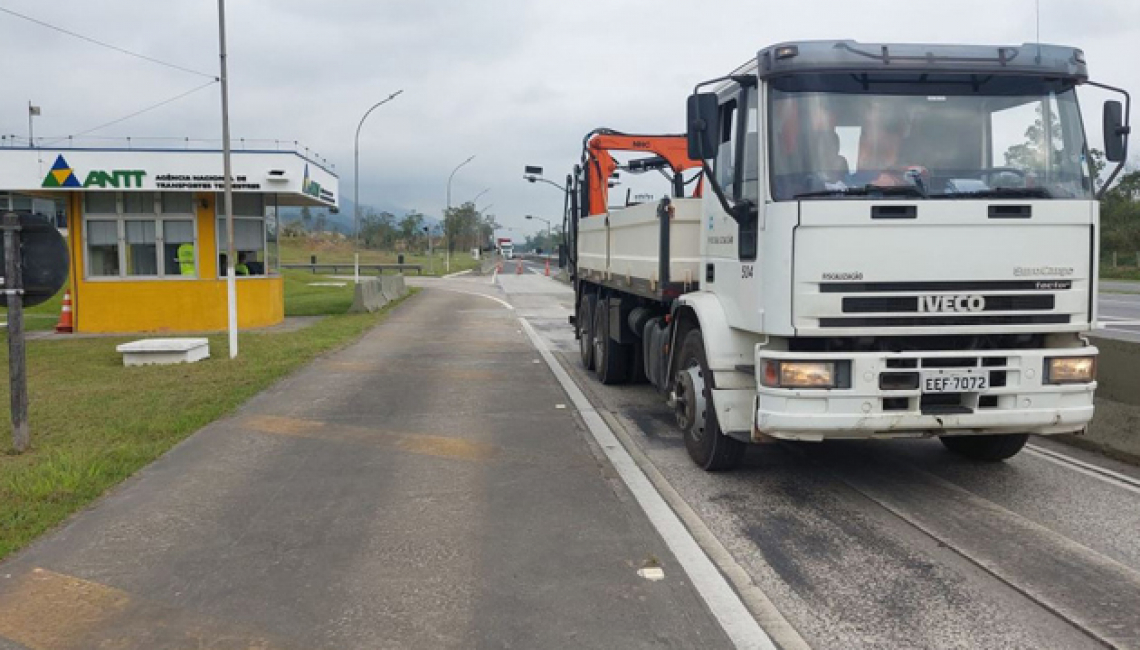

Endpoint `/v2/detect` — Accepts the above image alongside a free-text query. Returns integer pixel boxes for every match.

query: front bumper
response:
[751,346,1097,442]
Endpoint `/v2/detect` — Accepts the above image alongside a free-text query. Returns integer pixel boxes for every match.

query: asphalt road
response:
[1099,282,1140,343]
[0,288,734,650]
[479,271,1140,650]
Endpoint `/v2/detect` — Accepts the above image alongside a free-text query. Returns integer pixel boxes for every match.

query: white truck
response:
[570,40,1131,470]
[498,238,515,260]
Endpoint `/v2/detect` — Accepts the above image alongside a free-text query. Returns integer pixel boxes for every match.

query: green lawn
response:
[3,286,66,332]
[279,236,482,276]
[1102,266,1140,282]
[0,282,418,561]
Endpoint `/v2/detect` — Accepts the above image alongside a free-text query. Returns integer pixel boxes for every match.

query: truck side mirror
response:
[1104,100,1129,162]
[687,93,720,160]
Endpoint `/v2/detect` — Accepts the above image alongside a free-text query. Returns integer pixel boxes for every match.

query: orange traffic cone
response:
[516,260,523,275]
[544,258,551,277]
[55,289,74,333]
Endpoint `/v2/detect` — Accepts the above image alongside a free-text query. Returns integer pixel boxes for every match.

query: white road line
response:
[431,287,515,311]
[1025,445,1140,496]
[519,318,777,650]
[1098,298,1140,306]
[443,269,474,279]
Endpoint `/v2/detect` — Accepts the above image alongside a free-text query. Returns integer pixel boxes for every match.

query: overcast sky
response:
[2,0,1139,237]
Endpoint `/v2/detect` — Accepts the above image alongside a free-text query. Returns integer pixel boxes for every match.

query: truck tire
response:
[579,293,597,371]
[675,329,746,471]
[940,433,1029,461]
[594,298,630,385]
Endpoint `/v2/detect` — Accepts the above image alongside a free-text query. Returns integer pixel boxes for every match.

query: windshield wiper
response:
[794,184,927,199]
[929,187,1053,199]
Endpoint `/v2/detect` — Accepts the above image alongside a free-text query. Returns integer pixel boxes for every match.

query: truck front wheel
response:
[675,330,746,471]
[940,433,1029,461]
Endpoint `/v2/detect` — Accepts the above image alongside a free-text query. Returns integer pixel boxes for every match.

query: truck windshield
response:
[768,73,1093,201]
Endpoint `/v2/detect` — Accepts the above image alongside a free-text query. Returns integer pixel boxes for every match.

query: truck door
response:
[704,83,765,332]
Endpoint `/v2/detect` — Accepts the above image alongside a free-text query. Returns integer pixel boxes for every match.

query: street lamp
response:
[445,154,476,273]
[472,187,490,204]
[526,214,553,258]
[523,165,569,195]
[354,90,404,244]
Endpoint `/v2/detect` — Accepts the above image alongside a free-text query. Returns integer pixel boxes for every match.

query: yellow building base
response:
[73,277,285,333]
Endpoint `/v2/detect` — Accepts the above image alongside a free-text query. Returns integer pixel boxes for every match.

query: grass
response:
[283,270,356,316]
[3,287,65,332]
[0,280,419,561]
[279,236,482,276]
[1101,266,1140,282]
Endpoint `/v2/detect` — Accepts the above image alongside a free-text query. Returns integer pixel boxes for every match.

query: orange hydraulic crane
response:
[579,129,703,217]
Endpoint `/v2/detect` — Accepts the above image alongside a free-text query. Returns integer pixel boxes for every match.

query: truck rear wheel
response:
[675,329,746,471]
[940,433,1029,461]
[578,293,597,371]
[594,298,630,385]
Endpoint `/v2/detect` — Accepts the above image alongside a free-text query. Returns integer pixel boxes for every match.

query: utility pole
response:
[217,0,238,358]
[3,212,29,452]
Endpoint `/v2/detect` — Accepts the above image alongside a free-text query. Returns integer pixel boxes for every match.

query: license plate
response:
[921,370,988,393]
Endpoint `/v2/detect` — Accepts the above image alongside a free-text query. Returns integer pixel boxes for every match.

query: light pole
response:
[445,154,475,273]
[354,90,404,245]
[217,0,238,358]
[526,214,553,258]
[472,188,490,205]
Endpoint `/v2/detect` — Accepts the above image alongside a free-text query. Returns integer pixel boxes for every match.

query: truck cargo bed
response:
[578,199,702,300]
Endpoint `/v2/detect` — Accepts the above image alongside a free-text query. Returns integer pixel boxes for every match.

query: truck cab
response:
[572,40,1130,470]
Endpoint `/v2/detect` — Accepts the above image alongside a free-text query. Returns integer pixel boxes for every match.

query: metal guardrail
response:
[281,263,423,276]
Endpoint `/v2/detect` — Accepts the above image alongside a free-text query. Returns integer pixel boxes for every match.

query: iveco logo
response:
[919,295,985,312]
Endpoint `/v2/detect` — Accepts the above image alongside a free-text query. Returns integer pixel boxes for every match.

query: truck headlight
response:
[1045,356,1096,384]
[761,360,838,389]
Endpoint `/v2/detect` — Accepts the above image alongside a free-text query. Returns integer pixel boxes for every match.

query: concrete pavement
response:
[0,288,734,650]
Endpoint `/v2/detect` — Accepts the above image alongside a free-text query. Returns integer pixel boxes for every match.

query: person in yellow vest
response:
[236,252,251,276]
[177,242,195,276]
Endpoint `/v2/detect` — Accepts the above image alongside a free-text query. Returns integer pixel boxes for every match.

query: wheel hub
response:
[674,365,707,441]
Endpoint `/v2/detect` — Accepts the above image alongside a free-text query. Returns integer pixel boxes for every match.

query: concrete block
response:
[116,338,210,367]
[380,275,407,302]
[350,279,388,313]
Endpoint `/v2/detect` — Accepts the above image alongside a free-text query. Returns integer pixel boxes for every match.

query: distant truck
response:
[568,40,1130,471]
[498,238,515,260]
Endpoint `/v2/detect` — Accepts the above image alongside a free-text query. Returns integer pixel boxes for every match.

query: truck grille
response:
[842,295,1055,313]
[819,314,1070,328]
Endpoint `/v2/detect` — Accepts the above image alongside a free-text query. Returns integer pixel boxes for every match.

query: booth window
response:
[86,220,120,277]
[124,220,158,276]
[216,193,268,276]
[82,191,197,279]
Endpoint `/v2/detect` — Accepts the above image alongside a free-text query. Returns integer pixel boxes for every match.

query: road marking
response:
[490,268,499,285]
[518,318,777,650]
[1098,297,1140,306]
[430,287,515,311]
[1025,444,1140,496]
[443,268,474,278]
